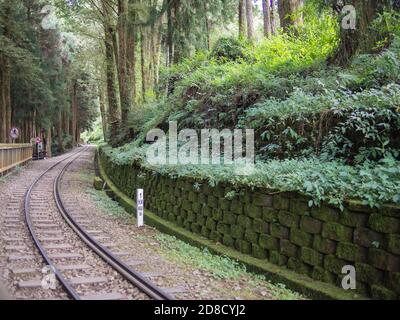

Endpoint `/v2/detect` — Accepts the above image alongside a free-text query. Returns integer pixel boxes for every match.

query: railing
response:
[0,144,32,175]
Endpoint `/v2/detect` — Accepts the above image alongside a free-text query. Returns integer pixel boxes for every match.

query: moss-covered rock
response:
[339,210,368,228]
[210,230,222,242]
[207,195,218,208]
[244,204,262,218]
[252,193,273,207]
[222,212,237,224]
[387,234,400,256]
[262,207,278,222]
[217,222,230,235]
[371,284,398,300]
[324,255,347,275]
[278,211,300,228]
[231,224,245,239]
[252,244,267,259]
[354,263,383,285]
[244,230,259,244]
[259,234,279,250]
[353,228,384,248]
[237,239,251,254]
[269,250,288,266]
[206,217,216,230]
[368,214,400,234]
[222,234,235,248]
[336,242,367,262]
[289,199,310,216]
[252,218,269,234]
[237,215,253,229]
[387,272,400,294]
[93,176,104,190]
[270,223,289,239]
[273,196,290,210]
[313,236,336,254]
[311,266,325,281]
[311,206,339,222]
[290,228,313,247]
[322,222,353,242]
[368,248,400,272]
[191,223,202,234]
[212,208,223,220]
[280,239,299,258]
[201,226,210,238]
[300,247,324,267]
[288,257,311,276]
[300,216,323,234]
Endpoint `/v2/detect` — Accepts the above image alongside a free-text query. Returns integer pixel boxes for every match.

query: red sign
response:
[36,137,41,144]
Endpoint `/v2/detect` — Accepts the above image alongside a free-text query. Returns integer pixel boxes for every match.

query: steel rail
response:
[54,149,173,300]
[23,147,87,300]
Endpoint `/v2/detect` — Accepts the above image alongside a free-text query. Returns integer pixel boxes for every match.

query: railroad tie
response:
[81,292,125,300]
[69,276,108,286]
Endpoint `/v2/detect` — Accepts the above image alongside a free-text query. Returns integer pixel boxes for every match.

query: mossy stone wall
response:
[99,149,400,299]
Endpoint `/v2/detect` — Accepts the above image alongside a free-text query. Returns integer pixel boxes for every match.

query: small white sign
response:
[137,189,144,227]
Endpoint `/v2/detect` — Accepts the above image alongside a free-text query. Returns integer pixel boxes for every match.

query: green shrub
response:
[210,37,246,62]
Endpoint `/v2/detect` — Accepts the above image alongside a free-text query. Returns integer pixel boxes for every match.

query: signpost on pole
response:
[137,189,144,227]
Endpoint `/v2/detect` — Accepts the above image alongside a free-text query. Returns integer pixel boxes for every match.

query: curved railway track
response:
[23,147,172,300]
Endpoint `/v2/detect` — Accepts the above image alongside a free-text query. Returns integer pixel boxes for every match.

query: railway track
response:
[22,147,172,300]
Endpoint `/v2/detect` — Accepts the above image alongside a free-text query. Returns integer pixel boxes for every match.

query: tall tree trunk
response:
[167,2,174,66]
[46,127,52,158]
[239,0,246,39]
[4,58,11,142]
[71,80,78,145]
[117,0,132,127]
[62,110,69,140]
[278,0,304,31]
[153,16,163,87]
[270,0,277,35]
[140,29,147,101]
[99,84,108,141]
[262,0,272,37]
[127,0,137,104]
[32,110,37,139]
[57,110,64,153]
[2,1,12,143]
[0,55,5,143]
[172,0,181,64]
[245,0,254,41]
[103,0,120,143]
[332,0,391,65]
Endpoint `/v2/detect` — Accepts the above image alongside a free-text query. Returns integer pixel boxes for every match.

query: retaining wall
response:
[99,149,400,299]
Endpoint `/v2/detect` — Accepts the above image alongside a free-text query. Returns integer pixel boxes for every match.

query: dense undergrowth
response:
[98,9,400,210]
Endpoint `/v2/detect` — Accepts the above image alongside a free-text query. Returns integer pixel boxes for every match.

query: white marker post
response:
[137,189,144,227]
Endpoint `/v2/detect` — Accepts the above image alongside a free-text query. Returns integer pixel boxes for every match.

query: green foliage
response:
[86,187,128,218]
[370,9,400,50]
[81,119,104,144]
[108,9,400,211]
[243,84,400,162]
[250,11,338,74]
[102,144,400,210]
[156,233,247,279]
[210,37,246,62]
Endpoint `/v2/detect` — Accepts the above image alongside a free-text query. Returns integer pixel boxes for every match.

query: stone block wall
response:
[100,150,400,299]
